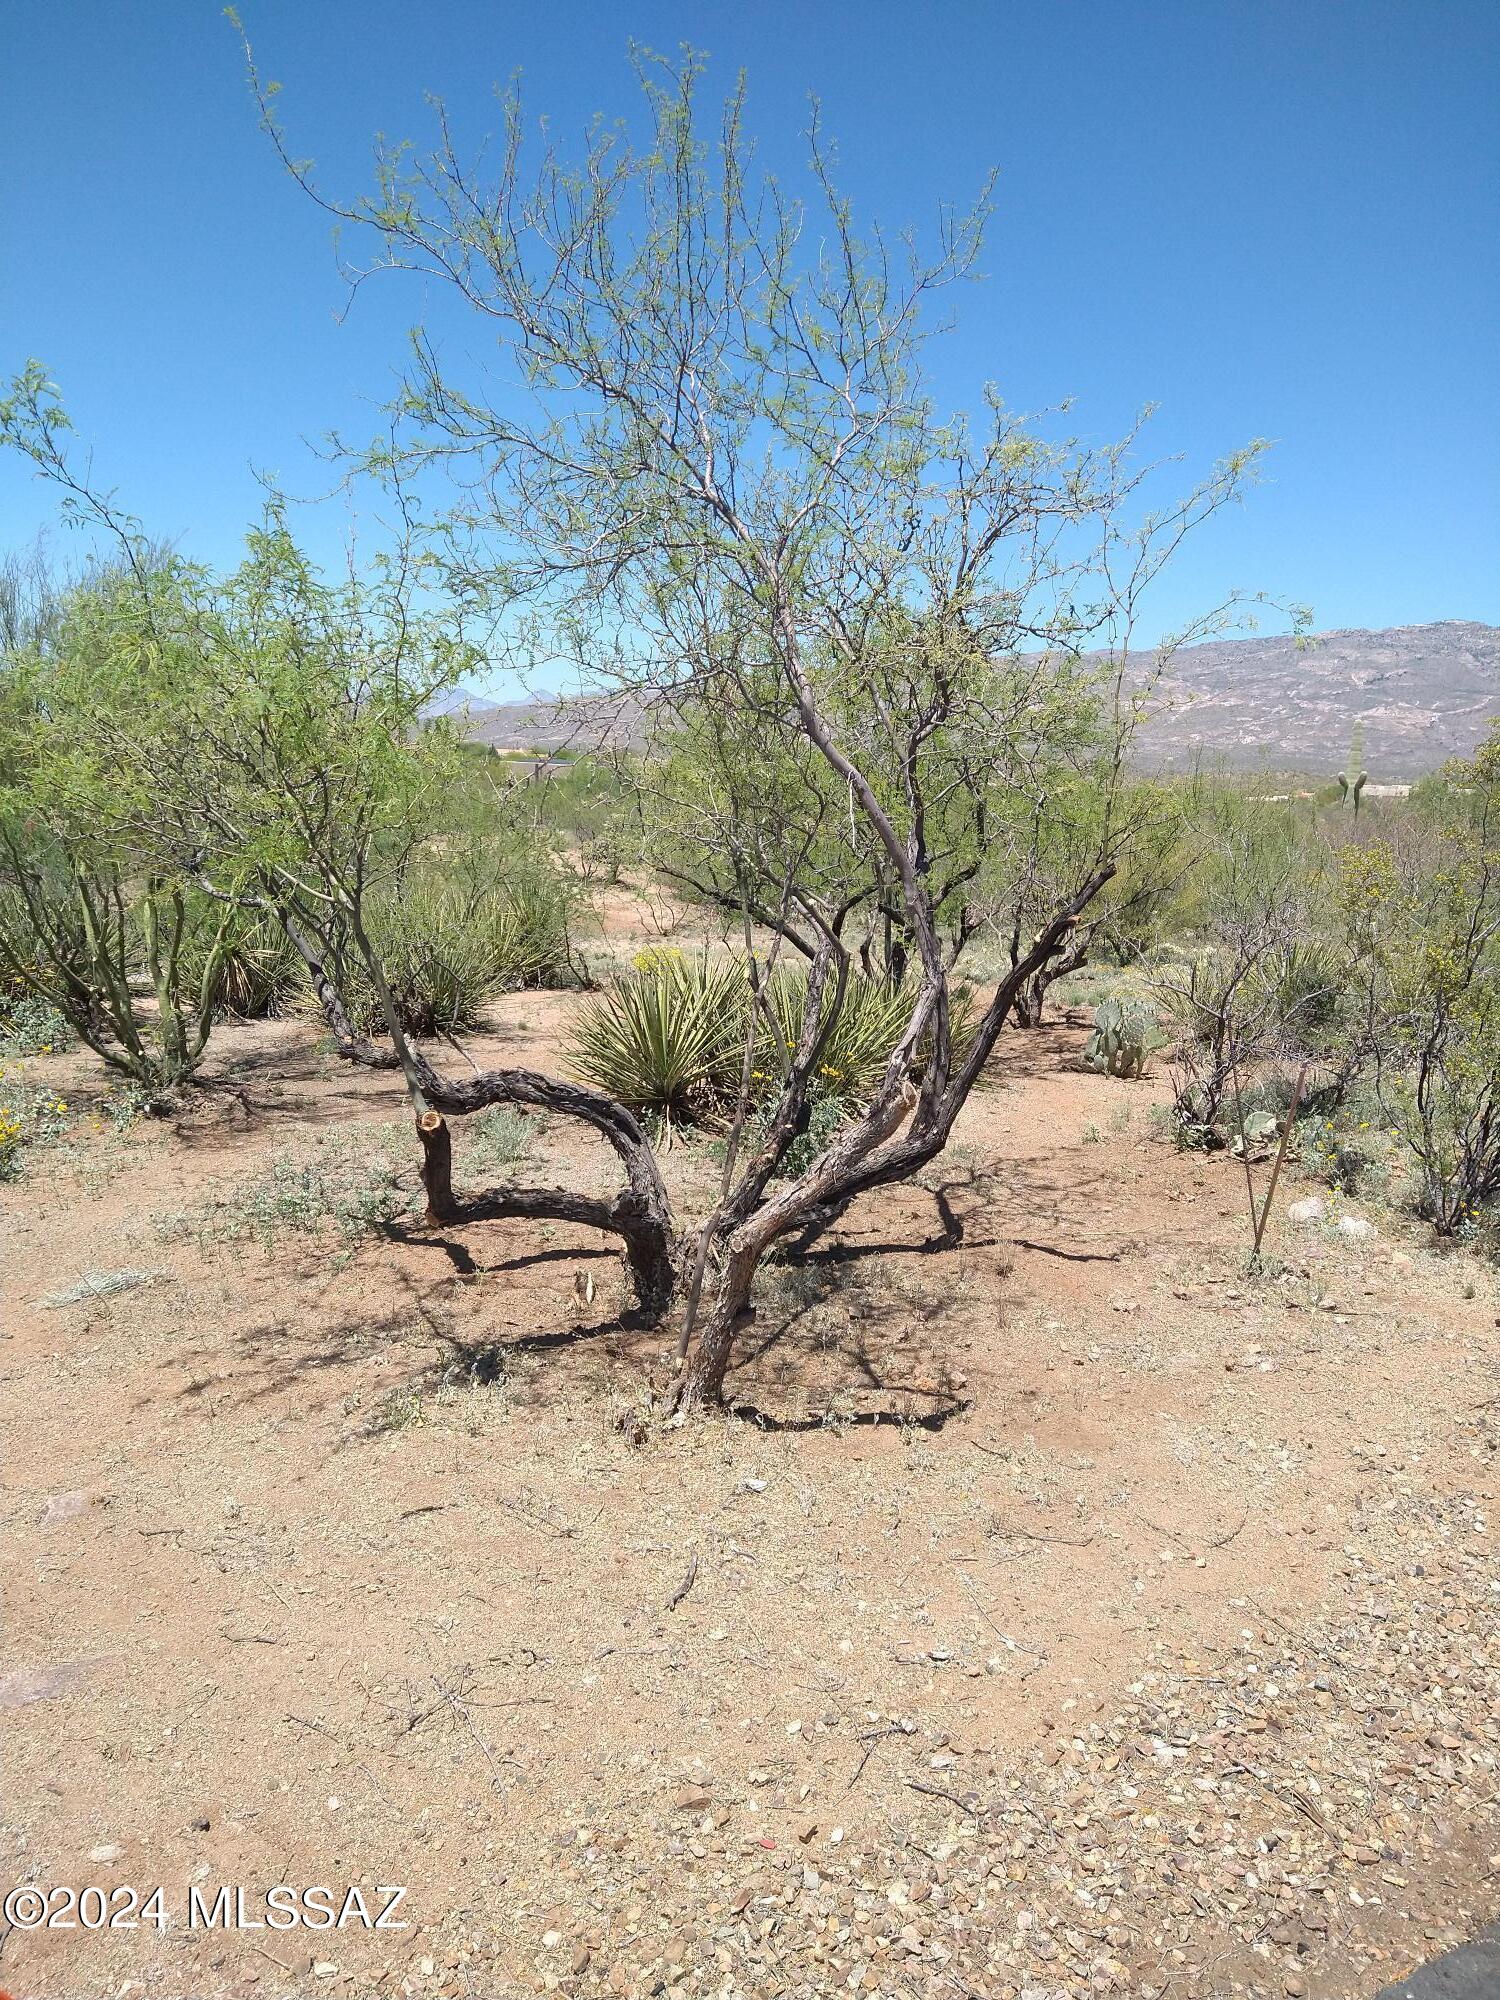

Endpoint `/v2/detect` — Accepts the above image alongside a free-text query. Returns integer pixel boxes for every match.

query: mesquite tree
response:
[236,44,1272,1406]
[4,48,1272,1408]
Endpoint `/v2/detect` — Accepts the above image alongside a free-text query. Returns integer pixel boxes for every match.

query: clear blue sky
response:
[3,1,1497,688]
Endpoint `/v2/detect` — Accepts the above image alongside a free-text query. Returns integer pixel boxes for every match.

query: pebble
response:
[498,1494,1495,2000]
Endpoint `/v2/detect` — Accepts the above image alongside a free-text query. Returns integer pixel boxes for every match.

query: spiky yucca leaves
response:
[337,867,579,1039]
[757,966,957,1106]
[175,902,304,1019]
[567,954,977,1130]
[342,883,504,1038]
[490,874,575,989]
[564,951,746,1124]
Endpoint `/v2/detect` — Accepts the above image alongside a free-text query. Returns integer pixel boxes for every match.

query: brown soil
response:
[2,970,1497,2000]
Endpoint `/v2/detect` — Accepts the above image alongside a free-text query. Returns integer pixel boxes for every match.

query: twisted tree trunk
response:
[287,915,679,1320]
[676,868,1112,1408]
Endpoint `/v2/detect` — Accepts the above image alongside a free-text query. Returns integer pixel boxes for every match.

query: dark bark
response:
[283,913,678,1319]
[1012,980,1045,1027]
[1010,939,1090,1029]
[454,1184,678,1319]
[676,866,1114,1408]
[417,1110,458,1225]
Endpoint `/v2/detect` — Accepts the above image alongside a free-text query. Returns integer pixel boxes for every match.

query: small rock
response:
[89,1843,125,1864]
[1338,1215,1377,1242]
[1288,1196,1325,1226]
[672,1787,711,1811]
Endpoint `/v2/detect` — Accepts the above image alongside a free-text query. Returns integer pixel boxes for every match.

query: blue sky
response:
[2,1,1497,689]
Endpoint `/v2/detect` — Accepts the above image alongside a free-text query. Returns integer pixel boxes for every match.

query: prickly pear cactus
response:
[1083,997,1155,1079]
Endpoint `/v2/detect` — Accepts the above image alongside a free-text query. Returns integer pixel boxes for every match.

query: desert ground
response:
[2,911,1497,2000]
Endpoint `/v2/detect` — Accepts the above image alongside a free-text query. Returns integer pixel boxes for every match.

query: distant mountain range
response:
[443,621,1499,780]
[1139,621,1498,778]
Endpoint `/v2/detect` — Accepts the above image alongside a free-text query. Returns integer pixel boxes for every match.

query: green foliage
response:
[566,948,970,1128]
[1152,795,1356,1144]
[564,950,747,1124]
[757,966,938,1106]
[458,1104,535,1179]
[1336,724,1500,1233]
[1297,1108,1384,1195]
[0,1066,70,1180]
[771,1090,849,1182]
[183,1135,417,1250]
[2,370,484,1087]
[0,987,73,1056]
[520,753,640,887]
[177,900,304,1019]
[342,870,575,1038]
[490,870,577,989]
[1265,939,1343,1037]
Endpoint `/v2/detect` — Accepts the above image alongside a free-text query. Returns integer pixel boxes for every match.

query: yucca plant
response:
[175,901,304,1019]
[339,866,579,1038]
[341,881,502,1037]
[1259,939,1343,1040]
[564,951,746,1124]
[764,967,978,1104]
[758,967,913,1104]
[490,875,575,989]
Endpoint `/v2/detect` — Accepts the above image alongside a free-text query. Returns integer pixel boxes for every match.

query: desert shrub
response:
[565,951,746,1124]
[713,1087,850,1184]
[175,901,304,1019]
[1337,737,1500,1234]
[184,1136,417,1249]
[774,1089,849,1181]
[0,988,74,1055]
[568,952,975,1128]
[1296,1109,1385,1196]
[0,1068,70,1180]
[757,966,968,1107]
[342,871,575,1038]
[0,865,240,1105]
[490,872,576,988]
[344,884,502,1036]
[0,880,101,1037]
[1154,805,1352,1145]
[459,1104,535,1177]
[1248,939,1344,1044]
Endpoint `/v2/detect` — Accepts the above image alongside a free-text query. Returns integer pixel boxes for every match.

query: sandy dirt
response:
[1,972,1497,2000]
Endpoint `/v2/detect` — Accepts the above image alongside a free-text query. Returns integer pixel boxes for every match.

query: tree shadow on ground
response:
[161,1148,1109,1433]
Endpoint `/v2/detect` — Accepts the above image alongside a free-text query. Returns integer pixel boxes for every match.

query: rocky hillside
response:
[453,622,1499,780]
[1140,621,1498,778]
